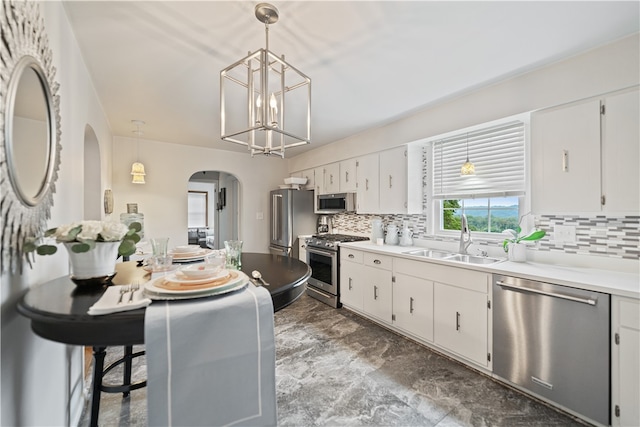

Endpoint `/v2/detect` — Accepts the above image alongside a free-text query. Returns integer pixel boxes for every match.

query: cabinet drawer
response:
[340,248,363,263]
[395,258,489,293]
[363,252,392,270]
[620,298,640,331]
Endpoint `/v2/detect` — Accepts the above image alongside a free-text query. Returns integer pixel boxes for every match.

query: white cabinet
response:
[393,270,434,343]
[356,145,422,214]
[313,166,325,194]
[362,252,393,323]
[322,162,340,194]
[612,296,640,427]
[356,153,380,213]
[532,88,639,214]
[294,169,315,191]
[340,248,364,310]
[379,145,422,214]
[339,158,357,193]
[434,282,489,367]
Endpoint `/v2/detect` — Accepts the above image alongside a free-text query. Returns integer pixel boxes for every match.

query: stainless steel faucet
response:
[459,214,472,254]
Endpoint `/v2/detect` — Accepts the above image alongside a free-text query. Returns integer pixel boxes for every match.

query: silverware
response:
[128,282,139,303]
[117,286,129,304]
[251,270,269,287]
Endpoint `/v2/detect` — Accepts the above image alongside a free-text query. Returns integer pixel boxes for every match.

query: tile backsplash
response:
[333,212,640,260]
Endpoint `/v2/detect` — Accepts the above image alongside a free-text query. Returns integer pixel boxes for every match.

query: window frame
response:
[187,190,209,228]
[426,114,531,240]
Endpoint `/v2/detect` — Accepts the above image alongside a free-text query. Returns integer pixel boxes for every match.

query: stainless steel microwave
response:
[316,193,356,213]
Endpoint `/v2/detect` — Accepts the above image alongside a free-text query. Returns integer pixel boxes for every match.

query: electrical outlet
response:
[554,225,576,243]
[256,212,264,220]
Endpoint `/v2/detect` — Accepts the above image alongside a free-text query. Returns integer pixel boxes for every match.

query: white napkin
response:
[88,284,151,315]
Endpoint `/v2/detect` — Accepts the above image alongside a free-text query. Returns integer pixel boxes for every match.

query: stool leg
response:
[90,346,107,427]
[123,345,133,397]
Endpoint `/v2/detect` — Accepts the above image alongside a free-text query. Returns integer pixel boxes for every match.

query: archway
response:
[188,171,239,249]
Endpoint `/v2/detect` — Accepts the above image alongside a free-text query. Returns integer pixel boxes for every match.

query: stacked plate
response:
[144,268,249,300]
[170,247,213,263]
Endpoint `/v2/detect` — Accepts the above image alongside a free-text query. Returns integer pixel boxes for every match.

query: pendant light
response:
[220,3,311,158]
[460,133,475,176]
[131,120,146,184]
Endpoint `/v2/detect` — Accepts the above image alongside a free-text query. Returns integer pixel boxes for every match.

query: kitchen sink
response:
[402,249,454,258]
[402,249,504,265]
[444,254,504,264]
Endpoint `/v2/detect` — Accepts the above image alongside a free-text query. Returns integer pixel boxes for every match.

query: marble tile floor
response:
[79,294,586,426]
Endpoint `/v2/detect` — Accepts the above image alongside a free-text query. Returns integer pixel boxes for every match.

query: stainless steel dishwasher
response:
[493,275,610,425]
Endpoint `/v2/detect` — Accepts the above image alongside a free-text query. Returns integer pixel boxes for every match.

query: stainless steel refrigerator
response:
[270,189,316,258]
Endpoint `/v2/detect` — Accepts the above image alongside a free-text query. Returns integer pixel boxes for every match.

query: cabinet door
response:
[299,169,315,191]
[340,158,357,192]
[356,153,379,213]
[340,260,363,310]
[612,297,640,427]
[393,273,434,342]
[531,99,602,213]
[379,147,407,213]
[603,90,640,213]
[323,162,340,194]
[434,283,488,367]
[314,166,325,195]
[362,266,392,323]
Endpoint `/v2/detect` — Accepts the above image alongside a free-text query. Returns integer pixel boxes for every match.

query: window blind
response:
[432,120,525,199]
[188,192,208,228]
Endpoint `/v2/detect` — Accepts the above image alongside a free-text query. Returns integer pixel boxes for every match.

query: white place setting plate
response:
[143,270,248,300]
[167,269,229,285]
[170,248,213,262]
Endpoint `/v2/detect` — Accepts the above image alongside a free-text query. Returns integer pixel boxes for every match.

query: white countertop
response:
[340,241,640,299]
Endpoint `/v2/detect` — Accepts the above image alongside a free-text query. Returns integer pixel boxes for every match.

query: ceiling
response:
[62,1,639,157]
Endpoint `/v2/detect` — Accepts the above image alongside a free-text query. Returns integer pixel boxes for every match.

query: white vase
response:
[508,243,527,262]
[64,241,120,280]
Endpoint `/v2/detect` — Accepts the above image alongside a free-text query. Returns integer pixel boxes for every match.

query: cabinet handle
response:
[562,150,569,172]
[349,277,353,290]
[374,285,378,300]
[409,297,414,314]
[345,171,349,182]
[389,175,392,188]
[456,311,461,331]
[373,259,381,265]
[330,174,334,185]
[348,254,354,259]
[366,178,369,191]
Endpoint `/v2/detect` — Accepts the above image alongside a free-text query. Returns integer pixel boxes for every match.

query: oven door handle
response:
[307,247,336,258]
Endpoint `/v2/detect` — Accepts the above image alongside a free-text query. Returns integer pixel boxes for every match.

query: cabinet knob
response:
[348,254,354,259]
[373,259,381,264]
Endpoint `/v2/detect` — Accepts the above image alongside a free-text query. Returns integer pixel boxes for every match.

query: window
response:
[188,191,208,228]
[432,120,526,236]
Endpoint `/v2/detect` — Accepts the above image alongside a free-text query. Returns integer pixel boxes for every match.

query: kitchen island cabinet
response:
[611,296,640,427]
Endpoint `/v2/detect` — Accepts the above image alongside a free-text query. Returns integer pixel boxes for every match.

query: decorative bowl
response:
[179,264,224,279]
[173,245,200,253]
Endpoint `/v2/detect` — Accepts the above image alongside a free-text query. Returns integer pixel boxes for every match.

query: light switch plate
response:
[554,225,576,243]
[256,212,264,220]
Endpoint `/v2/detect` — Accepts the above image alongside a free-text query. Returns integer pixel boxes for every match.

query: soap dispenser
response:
[399,221,414,246]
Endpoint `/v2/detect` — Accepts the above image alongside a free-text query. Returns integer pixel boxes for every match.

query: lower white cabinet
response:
[612,296,640,427]
[392,272,434,342]
[340,256,363,310]
[362,253,393,323]
[434,282,489,367]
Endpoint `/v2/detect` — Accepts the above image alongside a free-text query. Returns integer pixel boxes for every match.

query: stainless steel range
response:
[305,233,369,308]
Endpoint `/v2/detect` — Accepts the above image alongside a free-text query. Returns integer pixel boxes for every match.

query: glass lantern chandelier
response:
[460,133,475,176]
[220,3,311,158]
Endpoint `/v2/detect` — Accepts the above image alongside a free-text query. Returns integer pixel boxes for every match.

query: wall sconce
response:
[131,120,146,184]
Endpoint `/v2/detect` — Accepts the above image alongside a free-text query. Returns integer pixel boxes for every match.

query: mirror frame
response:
[0,1,62,273]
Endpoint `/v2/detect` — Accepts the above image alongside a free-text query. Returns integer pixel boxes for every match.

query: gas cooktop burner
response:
[311,233,369,243]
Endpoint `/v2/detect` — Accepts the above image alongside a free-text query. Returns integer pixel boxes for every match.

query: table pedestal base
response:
[90,346,146,427]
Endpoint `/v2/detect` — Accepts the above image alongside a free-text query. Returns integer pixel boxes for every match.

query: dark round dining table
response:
[17,252,310,427]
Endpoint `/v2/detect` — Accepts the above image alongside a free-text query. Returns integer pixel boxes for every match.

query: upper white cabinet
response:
[339,158,357,193]
[313,166,325,194]
[322,162,340,194]
[356,145,422,214]
[291,169,315,190]
[611,296,640,427]
[356,153,380,213]
[532,88,639,214]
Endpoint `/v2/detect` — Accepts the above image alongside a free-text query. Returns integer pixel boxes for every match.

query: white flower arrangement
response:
[25,220,142,257]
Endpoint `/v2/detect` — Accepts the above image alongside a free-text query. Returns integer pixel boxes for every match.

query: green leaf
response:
[37,245,58,255]
[519,229,546,241]
[70,242,91,253]
[44,227,58,237]
[502,240,510,252]
[129,222,142,232]
[23,241,37,253]
[119,240,137,256]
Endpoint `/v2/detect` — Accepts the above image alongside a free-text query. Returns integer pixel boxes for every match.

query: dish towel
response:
[145,285,277,427]
[88,285,152,315]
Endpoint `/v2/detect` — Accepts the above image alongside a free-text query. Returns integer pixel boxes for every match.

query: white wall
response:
[1,2,114,426]
[111,137,286,254]
[288,33,639,171]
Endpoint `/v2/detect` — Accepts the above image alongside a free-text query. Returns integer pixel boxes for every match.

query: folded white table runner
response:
[145,285,277,426]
